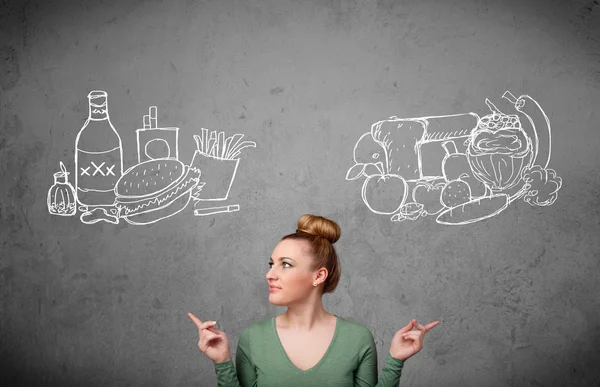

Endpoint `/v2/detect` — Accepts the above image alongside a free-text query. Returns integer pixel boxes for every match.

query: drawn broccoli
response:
[522,165,562,206]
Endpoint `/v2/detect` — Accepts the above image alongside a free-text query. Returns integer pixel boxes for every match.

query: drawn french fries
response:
[226,134,244,159]
[193,129,256,160]
[201,128,208,152]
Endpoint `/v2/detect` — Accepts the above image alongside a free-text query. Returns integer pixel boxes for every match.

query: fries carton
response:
[189,129,255,201]
[189,150,240,200]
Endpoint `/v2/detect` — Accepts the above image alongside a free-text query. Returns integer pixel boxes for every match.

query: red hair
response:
[281,214,341,294]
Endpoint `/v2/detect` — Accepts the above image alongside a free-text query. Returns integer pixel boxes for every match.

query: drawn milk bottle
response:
[74,90,123,208]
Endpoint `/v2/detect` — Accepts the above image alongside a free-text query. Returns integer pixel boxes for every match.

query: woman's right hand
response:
[188,312,231,363]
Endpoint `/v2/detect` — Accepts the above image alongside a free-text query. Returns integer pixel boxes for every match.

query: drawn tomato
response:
[361,173,408,215]
[412,181,445,216]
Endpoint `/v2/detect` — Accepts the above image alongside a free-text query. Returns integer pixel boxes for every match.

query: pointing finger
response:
[424,320,440,332]
[188,312,203,328]
[188,313,217,332]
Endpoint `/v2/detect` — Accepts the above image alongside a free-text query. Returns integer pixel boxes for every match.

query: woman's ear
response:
[317,268,328,283]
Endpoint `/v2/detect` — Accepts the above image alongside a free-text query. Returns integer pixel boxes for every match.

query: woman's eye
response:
[269,262,291,268]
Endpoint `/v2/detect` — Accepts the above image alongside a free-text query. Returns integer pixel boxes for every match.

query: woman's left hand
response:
[389,319,440,361]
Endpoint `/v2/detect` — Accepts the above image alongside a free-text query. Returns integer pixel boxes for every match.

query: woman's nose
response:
[266,267,276,280]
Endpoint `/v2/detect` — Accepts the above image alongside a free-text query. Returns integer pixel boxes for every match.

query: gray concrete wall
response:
[1,0,599,386]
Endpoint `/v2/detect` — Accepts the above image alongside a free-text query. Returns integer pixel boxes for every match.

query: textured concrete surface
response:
[1,0,599,386]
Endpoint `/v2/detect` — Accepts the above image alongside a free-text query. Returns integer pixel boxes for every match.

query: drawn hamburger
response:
[114,158,201,225]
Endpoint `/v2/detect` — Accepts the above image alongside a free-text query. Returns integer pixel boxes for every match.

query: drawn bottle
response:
[74,90,123,207]
[47,161,77,216]
[441,140,471,182]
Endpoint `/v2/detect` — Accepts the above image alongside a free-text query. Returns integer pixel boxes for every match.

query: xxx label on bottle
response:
[76,147,122,206]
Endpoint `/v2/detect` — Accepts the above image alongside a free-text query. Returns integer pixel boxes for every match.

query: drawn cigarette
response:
[194,204,240,216]
[149,106,157,129]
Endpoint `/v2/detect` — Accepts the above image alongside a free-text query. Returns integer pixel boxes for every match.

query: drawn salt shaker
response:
[47,161,77,216]
[74,90,123,208]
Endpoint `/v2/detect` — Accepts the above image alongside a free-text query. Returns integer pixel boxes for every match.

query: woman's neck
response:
[279,304,335,332]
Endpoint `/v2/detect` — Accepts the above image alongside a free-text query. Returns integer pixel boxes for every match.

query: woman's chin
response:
[268,295,285,306]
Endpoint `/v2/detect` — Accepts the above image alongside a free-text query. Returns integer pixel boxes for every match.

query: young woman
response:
[189,214,439,386]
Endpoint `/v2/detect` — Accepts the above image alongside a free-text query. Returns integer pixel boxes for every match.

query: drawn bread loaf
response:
[436,194,509,225]
[371,113,478,181]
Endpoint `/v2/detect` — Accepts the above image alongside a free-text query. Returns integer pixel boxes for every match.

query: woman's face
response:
[266,239,322,306]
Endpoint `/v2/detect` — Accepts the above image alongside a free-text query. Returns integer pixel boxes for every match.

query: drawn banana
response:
[502,91,551,169]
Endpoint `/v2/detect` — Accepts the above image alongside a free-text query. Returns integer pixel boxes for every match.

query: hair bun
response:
[297,214,341,244]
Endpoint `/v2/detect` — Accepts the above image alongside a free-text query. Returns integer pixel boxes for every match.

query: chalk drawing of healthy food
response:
[346,91,562,225]
[47,92,257,225]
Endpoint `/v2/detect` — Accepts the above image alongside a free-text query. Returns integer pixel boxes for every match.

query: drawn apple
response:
[361,173,408,215]
[412,180,445,216]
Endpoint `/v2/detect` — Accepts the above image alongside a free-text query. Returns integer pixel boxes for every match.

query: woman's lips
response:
[269,286,280,292]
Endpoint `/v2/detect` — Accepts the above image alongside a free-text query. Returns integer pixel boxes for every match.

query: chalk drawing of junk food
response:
[189,129,256,216]
[46,90,123,223]
[47,161,77,216]
[111,105,194,225]
[114,107,256,224]
[346,91,562,226]
[47,95,257,225]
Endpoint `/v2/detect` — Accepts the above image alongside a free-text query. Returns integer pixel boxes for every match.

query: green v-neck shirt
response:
[213,315,405,387]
